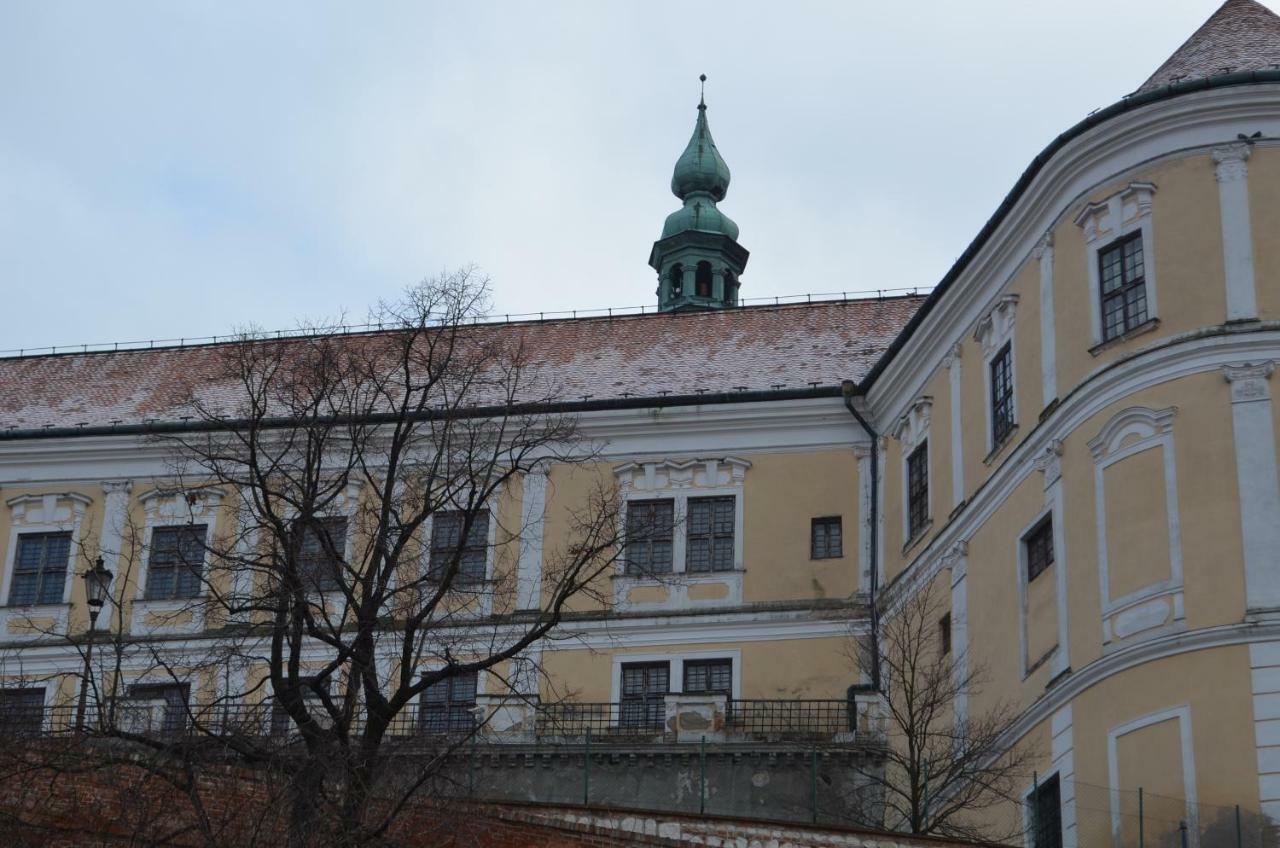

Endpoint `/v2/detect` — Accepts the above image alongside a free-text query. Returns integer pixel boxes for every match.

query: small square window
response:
[939,613,952,656]
[906,443,930,540]
[810,517,843,559]
[1025,517,1055,583]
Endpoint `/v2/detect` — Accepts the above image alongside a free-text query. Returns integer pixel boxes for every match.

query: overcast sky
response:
[0,1,1239,352]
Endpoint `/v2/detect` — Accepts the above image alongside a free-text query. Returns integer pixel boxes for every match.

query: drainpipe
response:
[841,380,881,693]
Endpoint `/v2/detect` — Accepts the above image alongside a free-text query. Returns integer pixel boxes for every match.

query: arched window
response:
[669,264,683,297]
[695,262,713,298]
[723,271,735,304]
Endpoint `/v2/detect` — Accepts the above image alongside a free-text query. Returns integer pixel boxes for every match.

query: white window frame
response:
[892,398,933,548]
[133,488,223,636]
[612,458,749,611]
[974,294,1019,457]
[1074,182,1158,349]
[610,649,742,704]
[1,493,93,641]
[418,501,500,618]
[1016,505,1061,679]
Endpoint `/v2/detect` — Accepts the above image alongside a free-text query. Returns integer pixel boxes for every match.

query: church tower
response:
[650,76,749,312]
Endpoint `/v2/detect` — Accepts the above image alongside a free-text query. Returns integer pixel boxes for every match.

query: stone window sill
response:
[983,426,1019,466]
[1089,318,1160,357]
[614,571,743,583]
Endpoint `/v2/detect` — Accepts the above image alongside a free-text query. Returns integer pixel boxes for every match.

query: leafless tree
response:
[852,580,1030,844]
[0,269,628,847]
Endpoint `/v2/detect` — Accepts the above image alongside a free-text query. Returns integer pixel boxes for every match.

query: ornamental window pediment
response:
[890,397,932,451]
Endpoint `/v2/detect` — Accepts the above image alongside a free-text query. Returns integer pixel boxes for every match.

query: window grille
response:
[295,517,347,592]
[686,496,735,573]
[1099,232,1148,341]
[907,443,929,540]
[810,516,843,559]
[620,662,668,728]
[625,499,674,576]
[1025,516,1055,582]
[0,688,45,735]
[420,672,478,734]
[145,525,207,600]
[9,532,71,606]
[428,511,489,585]
[990,342,1015,446]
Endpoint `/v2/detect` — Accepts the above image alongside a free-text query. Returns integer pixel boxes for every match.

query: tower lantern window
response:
[695,262,713,297]
[669,264,683,296]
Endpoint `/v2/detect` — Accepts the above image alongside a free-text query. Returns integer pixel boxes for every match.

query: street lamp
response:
[74,557,113,732]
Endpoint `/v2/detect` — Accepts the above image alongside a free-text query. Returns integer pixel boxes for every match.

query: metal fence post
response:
[699,736,706,815]
[1139,787,1144,848]
[810,748,818,825]
[1236,804,1244,848]
[583,726,591,806]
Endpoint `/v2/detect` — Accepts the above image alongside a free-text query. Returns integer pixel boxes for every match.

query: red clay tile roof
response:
[1137,0,1280,93]
[0,297,922,432]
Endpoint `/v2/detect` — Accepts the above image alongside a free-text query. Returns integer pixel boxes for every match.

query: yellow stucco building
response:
[3,1,1280,844]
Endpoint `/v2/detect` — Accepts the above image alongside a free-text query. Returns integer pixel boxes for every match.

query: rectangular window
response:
[9,532,71,607]
[990,342,1015,446]
[686,496,735,573]
[428,511,489,585]
[625,499,674,576]
[939,613,952,656]
[906,443,930,540]
[419,671,478,734]
[270,677,331,736]
[683,659,732,697]
[127,682,191,735]
[620,662,669,728]
[296,516,347,592]
[144,525,207,600]
[1025,516,1055,583]
[1099,232,1148,342]
[810,516,843,560]
[0,687,45,735]
[1029,773,1063,848]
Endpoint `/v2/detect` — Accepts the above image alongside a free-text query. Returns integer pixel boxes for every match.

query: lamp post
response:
[74,557,113,732]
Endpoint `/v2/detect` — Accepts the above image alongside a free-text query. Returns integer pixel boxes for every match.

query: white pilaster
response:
[946,344,965,509]
[516,471,548,611]
[1250,641,1280,823]
[228,488,260,624]
[1036,440,1071,677]
[1214,143,1258,322]
[1035,236,1058,406]
[947,543,969,729]
[1051,705,1078,848]
[1224,362,1280,614]
[98,481,133,631]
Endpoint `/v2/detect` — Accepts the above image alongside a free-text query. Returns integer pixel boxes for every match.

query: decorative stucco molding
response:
[973,294,1019,357]
[613,457,750,493]
[1034,439,1064,488]
[890,396,932,449]
[1086,406,1177,461]
[1212,141,1251,183]
[1073,181,1158,242]
[1223,360,1274,403]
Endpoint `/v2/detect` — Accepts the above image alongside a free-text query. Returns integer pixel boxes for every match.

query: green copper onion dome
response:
[670,91,731,202]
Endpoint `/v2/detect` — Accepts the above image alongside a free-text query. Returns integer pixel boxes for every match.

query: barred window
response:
[939,613,952,656]
[1030,773,1063,848]
[127,682,190,735]
[1025,517,1055,582]
[686,496,735,573]
[620,662,668,728]
[9,532,71,606]
[1099,232,1148,342]
[990,342,1015,446]
[0,687,45,735]
[270,677,330,736]
[296,517,347,592]
[145,525,207,600]
[683,659,732,696]
[907,443,929,540]
[810,516,843,559]
[420,672,478,734]
[625,499,674,576]
[428,511,489,585]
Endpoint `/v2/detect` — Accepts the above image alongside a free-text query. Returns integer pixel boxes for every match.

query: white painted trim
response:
[1106,704,1199,844]
[948,550,969,730]
[1051,706,1078,848]
[944,344,965,509]
[0,492,93,641]
[974,294,1019,456]
[1089,407,1184,647]
[1035,236,1058,407]
[132,488,224,636]
[1213,143,1258,322]
[1223,362,1280,614]
[515,470,548,611]
[1078,183,1159,348]
[1016,505,1058,677]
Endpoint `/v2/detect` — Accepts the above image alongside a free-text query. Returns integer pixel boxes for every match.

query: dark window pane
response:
[419,671,478,734]
[686,496,735,573]
[625,499,674,576]
[127,682,191,735]
[145,525,207,600]
[620,662,668,728]
[683,659,732,695]
[1025,517,1055,582]
[0,688,45,735]
[270,677,331,736]
[907,443,930,540]
[990,343,1015,447]
[429,511,489,585]
[296,517,347,592]
[9,533,71,606]
[1030,774,1063,848]
[1098,233,1147,341]
[811,517,843,559]
[939,613,952,656]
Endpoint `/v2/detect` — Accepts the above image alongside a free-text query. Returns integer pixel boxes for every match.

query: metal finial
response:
[699,74,707,108]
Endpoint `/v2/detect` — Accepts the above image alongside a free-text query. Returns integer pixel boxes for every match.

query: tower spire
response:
[649,76,750,312]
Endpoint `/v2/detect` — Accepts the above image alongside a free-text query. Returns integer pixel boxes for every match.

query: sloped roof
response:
[0,297,922,434]
[1137,0,1280,93]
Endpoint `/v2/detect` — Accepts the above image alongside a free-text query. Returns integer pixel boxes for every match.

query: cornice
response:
[865,84,1280,429]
